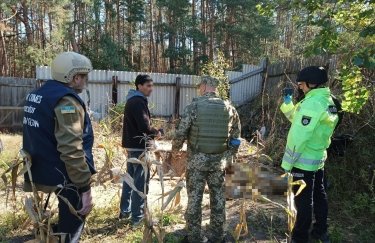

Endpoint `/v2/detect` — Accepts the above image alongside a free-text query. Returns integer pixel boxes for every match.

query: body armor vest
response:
[188,97,230,154]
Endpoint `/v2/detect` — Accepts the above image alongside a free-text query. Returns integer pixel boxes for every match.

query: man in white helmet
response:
[23,52,96,242]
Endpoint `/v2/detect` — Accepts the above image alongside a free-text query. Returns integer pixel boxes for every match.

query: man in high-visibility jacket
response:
[280,66,339,243]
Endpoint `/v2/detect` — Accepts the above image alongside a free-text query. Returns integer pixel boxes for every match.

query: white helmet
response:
[51,52,92,83]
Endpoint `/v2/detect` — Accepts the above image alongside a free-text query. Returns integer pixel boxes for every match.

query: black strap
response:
[330,94,343,129]
[44,192,51,211]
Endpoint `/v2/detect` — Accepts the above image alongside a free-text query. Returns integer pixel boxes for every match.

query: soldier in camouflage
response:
[172,76,241,243]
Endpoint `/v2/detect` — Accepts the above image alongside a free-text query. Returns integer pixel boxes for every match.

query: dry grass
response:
[0,133,22,170]
[2,92,374,242]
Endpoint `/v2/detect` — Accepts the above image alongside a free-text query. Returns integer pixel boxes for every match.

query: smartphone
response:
[283,88,294,96]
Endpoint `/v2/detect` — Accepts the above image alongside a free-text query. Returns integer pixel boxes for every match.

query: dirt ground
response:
[0,134,289,243]
[1,178,288,243]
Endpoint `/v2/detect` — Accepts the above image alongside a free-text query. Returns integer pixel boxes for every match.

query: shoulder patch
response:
[301,115,312,126]
[61,106,76,114]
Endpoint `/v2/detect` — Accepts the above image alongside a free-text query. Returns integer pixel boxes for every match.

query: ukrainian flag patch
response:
[61,106,76,114]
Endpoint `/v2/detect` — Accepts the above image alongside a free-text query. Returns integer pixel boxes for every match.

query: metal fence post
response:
[261,57,269,125]
[112,75,118,105]
[174,77,181,119]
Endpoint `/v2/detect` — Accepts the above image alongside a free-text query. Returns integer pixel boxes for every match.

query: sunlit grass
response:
[0,133,22,171]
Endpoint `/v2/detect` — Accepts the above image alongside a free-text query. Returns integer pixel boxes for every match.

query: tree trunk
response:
[40,3,46,49]
[155,5,160,72]
[117,0,121,43]
[128,0,134,68]
[139,22,142,70]
[70,0,79,52]
[0,30,8,75]
[168,8,176,72]
[192,0,198,73]
[48,11,53,41]
[208,1,214,60]
[201,0,207,58]
[149,0,155,72]
[159,8,166,72]
[12,1,33,46]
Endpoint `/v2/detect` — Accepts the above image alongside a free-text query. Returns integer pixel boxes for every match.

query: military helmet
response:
[51,52,92,83]
[296,66,328,85]
[197,75,220,87]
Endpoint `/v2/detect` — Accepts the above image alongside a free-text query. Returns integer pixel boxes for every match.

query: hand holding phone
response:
[283,88,294,104]
[283,88,294,97]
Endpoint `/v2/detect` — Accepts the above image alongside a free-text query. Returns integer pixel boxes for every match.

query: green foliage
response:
[159,213,180,226]
[328,225,344,243]
[81,34,129,70]
[164,234,182,243]
[124,0,146,23]
[349,192,375,215]
[0,134,22,171]
[109,103,126,118]
[340,66,370,113]
[201,51,231,99]
[106,102,125,132]
[0,211,28,241]
[157,0,193,73]
[216,0,276,63]
[257,0,375,113]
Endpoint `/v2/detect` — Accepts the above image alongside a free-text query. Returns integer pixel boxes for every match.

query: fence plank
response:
[0,77,37,129]
[2,62,265,129]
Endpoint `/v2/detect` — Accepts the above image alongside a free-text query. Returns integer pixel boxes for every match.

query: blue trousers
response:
[291,168,328,243]
[56,186,85,243]
[120,151,150,222]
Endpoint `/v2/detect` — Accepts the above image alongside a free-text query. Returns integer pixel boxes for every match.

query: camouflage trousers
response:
[185,169,226,242]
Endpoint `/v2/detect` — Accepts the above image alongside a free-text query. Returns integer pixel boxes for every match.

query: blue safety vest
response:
[23,80,95,186]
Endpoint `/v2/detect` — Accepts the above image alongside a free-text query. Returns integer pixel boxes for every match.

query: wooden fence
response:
[228,61,267,106]
[265,56,337,97]
[0,60,266,129]
[35,64,264,117]
[0,77,40,130]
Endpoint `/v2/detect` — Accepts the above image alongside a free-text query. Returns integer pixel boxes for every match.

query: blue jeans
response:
[120,151,150,222]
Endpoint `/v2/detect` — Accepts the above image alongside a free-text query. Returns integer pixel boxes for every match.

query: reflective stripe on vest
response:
[283,153,325,166]
[285,147,302,158]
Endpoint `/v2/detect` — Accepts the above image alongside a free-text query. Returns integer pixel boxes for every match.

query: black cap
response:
[296,66,328,85]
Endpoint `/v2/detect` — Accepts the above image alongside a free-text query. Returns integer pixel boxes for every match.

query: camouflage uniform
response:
[172,77,241,242]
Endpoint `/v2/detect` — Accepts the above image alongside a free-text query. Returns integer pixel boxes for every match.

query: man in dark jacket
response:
[120,74,160,226]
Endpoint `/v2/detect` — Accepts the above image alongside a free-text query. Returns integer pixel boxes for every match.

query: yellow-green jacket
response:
[280,88,339,171]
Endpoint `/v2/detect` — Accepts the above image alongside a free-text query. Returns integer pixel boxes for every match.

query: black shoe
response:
[119,212,131,220]
[311,231,330,243]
